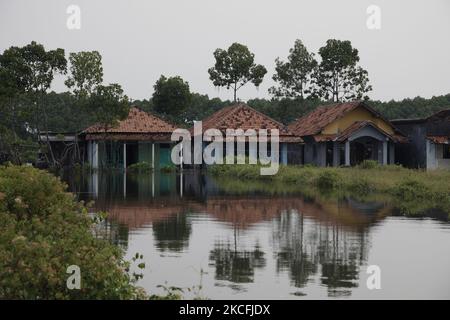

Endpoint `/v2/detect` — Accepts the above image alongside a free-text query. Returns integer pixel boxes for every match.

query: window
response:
[444,145,450,159]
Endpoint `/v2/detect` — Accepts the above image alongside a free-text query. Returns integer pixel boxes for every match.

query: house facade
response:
[83,107,177,169]
[191,103,304,165]
[392,109,450,170]
[288,101,407,167]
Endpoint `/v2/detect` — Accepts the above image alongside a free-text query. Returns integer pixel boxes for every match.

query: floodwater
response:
[64,171,450,299]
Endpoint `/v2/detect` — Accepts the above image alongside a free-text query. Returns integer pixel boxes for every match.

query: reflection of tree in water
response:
[273,211,317,288]
[152,213,192,252]
[209,242,266,283]
[321,263,358,297]
[98,220,129,251]
[272,210,369,297]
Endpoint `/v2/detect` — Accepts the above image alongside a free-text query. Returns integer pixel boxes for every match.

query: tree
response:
[314,39,372,102]
[87,83,130,133]
[0,42,66,166]
[269,39,317,99]
[152,75,191,122]
[0,41,66,93]
[65,51,103,98]
[208,43,267,102]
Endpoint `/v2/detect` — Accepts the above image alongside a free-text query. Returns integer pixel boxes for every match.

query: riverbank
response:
[208,161,450,217]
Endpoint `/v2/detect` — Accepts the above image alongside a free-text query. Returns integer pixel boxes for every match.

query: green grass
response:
[208,163,450,217]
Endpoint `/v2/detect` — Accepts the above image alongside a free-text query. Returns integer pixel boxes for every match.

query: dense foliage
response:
[0,165,146,299]
[208,42,267,102]
[152,75,192,123]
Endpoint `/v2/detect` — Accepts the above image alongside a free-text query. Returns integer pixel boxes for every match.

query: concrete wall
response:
[322,106,395,136]
[435,143,450,169]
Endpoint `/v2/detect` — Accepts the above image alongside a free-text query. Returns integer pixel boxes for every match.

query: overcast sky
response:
[1,0,449,102]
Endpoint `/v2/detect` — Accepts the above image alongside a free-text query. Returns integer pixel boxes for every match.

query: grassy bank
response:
[209,161,450,216]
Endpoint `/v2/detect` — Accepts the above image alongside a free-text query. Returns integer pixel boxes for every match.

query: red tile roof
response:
[288,101,362,136]
[84,107,177,134]
[335,120,408,143]
[192,103,303,143]
[288,101,407,143]
[427,136,449,144]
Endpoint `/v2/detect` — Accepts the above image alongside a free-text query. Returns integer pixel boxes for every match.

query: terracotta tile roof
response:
[84,107,177,134]
[85,133,174,141]
[192,103,303,143]
[288,101,407,143]
[335,120,408,143]
[313,134,337,142]
[288,101,362,136]
[336,121,379,141]
[427,136,450,144]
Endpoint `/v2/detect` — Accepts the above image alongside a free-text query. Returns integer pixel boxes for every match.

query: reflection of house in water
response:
[152,213,192,253]
[209,243,266,284]
[76,171,391,296]
[270,197,387,297]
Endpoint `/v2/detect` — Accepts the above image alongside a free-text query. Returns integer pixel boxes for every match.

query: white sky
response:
[1,0,449,102]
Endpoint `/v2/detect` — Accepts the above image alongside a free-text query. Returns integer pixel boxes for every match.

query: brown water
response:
[66,171,450,299]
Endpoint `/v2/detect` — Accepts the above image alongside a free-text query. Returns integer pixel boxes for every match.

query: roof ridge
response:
[238,103,289,130]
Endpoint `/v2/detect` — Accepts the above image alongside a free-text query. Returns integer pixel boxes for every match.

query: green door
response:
[159,145,172,168]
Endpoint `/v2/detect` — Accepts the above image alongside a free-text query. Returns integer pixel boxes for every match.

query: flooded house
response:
[288,101,407,166]
[83,107,177,169]
[392,109,450,169]
[192,103,304,165]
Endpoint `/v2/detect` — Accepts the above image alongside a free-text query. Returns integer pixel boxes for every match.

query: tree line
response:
[0,40,449,167]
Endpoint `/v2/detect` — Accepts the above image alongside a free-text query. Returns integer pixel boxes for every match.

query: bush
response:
[0,165,146,299]
[316,170,341,189]
[392,178,429,201]
[127,161,152,173]
[348,178,373,195]
[358,160,379,169]
[160,164,177,173]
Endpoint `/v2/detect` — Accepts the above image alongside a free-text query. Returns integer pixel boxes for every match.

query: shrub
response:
[316,170,341,189]
[358,160,379,169]
[348,178,373,195]
[127,161,152,173]
[0,165,146,299]
[392,178,429,201]
[160,164,177,173]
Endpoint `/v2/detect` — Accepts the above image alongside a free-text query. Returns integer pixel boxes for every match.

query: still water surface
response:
[65,171,450,299]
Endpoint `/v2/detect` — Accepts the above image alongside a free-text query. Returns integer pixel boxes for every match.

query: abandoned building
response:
[82,107,177,169]
[190,103,304,165]
[39,102,450,171]
[392,109,450,169]
[288,101,407,167]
